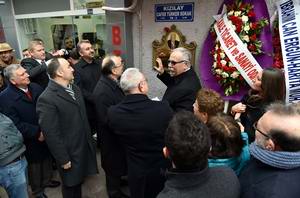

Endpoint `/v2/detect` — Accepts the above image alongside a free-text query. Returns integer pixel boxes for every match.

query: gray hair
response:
[120,68,143,93]
[172,47,192,67]
[266,102,300,116]
[3,64,21,80]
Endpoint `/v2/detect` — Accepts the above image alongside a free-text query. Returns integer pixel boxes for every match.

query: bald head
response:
[256,103,300,151]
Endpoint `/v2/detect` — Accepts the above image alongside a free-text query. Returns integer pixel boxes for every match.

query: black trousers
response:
[62,183,82,198]
[106,174,123,198]
[27,157,53,197]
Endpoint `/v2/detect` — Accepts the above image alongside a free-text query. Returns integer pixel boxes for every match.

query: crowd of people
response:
[1,39,300,198]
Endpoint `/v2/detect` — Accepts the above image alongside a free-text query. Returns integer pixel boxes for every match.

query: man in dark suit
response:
[21,40,49,89]
[155,47,201,112]
[108,68,173,198]
[0,64,56,198]
[37,58,98,198]
[74,40,101,132]
[93,55,128,198]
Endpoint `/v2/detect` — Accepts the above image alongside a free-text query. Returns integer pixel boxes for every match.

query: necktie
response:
[25,90,32,100]
[65,85,76,100]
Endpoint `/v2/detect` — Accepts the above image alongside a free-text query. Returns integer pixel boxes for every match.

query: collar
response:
[17,87,28,93]
[173,68,193,84]
[165,166,210,188]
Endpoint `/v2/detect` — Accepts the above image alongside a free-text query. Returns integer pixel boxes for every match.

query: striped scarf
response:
[250,143,300,169]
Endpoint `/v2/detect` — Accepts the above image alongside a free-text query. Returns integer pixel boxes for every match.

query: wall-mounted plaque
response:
[152,24,197,69]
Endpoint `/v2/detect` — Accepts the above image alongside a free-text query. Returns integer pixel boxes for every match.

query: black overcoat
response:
[21,58,49,89]
[158,68,201,112]
[36,80,98,186]
[108,94,173,198]
[92,75,127,176]
[0,83,50,162]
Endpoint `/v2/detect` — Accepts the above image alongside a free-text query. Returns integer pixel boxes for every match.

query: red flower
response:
[248,44,256,52]
[236,24,242,33]
[251,22,257,29]
[250,34,257,41]
[248,10,255,18]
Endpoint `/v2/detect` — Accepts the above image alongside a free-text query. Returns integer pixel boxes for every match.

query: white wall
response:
[132,0,279,99]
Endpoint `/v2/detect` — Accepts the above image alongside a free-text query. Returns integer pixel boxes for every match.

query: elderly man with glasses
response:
[239,102,300,198]
[155,47,201,112]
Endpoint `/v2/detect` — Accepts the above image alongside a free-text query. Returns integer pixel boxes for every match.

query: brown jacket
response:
[0,57,20,90]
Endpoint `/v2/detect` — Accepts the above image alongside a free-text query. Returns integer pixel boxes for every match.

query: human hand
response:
[154,58,165,75]
[62,161,71,170]
[231,102,246,114]
[38,132,45,142]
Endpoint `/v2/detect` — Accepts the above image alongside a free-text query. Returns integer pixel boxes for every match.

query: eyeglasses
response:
[253,122,272,139]
[168,60,185,65]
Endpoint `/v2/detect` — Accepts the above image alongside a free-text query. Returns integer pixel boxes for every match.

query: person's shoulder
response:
[20,58,38,66]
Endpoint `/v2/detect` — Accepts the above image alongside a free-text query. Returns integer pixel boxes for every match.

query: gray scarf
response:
[250,143,300,169]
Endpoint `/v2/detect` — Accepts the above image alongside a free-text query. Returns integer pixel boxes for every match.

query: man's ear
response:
[265,139,276,151]
[9,78,16,85]
[163,147,170,159]
[56,68,63,77]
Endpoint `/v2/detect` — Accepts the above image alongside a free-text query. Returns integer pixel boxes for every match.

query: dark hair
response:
[47,58,61,79]
[69,48,80,60]
[196,88,224,117]
[266,102,300,151]
[22,48,28,52]
[261,68,285,103]
[248,68,285,104]
[165,111,211,170]
[206,113,244,158]
[101,55,116,76]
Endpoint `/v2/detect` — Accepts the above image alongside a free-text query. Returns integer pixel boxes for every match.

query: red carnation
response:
[248,10,255,18]
[250,34,257,41]
[248,44,256,52]
[251,22,257,29]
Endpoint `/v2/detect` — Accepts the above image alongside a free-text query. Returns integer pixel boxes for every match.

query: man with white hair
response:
[155,47,201,112]
[107,68,173,198]
[239,102,300,198]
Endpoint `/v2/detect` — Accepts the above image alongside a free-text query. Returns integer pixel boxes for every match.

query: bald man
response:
[239,102,300,198]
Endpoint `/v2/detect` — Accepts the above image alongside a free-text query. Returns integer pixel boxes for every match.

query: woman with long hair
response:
[231,67,286,142]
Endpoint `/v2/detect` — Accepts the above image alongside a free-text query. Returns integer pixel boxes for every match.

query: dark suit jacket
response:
[239,158,300,198]
[158,68,201,112]
[21,58,49,89]
[0,83,50,162]
[36,80,98,186]
[92,75,127,176]
[108,94,173,198]
[74,58,101,129]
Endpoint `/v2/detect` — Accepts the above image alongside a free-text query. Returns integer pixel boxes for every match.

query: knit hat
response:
[0,43,13,52]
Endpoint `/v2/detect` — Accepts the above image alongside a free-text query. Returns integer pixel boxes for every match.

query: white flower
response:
[213,62,217,68]
[215,69,222,75]
[230,71,240,79]
[242,35,250,42]
[232,24,236,31]
[220,52,225,59]
[228,61,234,67]
[234,11,242,17]
[244,25,250,32]
[214,54,218,59]
[222,72,230,78]
[215,45,219,50]
[221,60,227,66]
[228,10,234,16]
[242,15,249,23]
